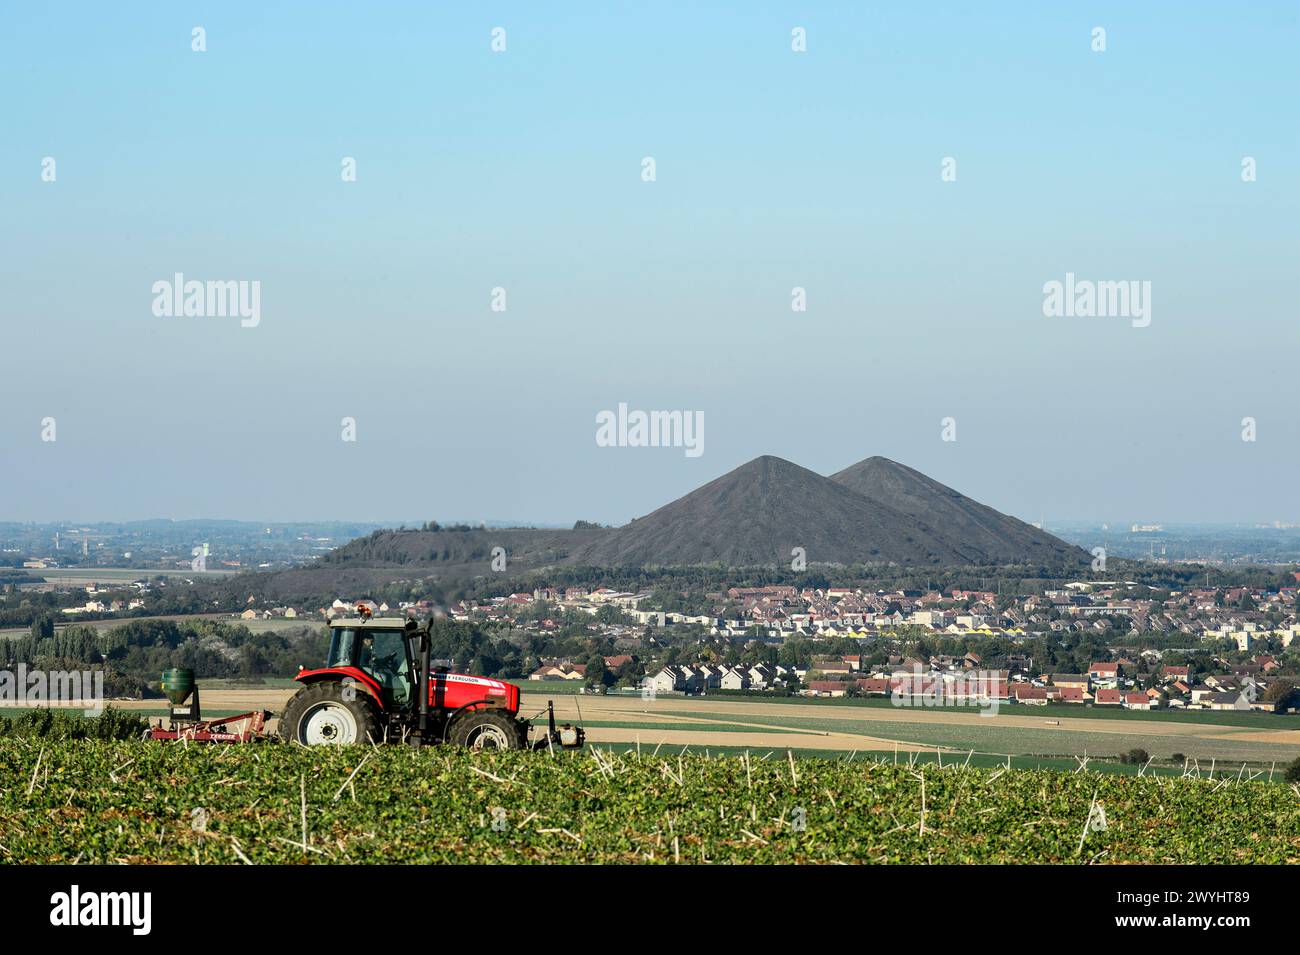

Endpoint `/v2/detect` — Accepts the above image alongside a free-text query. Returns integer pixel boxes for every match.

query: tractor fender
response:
[294,667,385,710]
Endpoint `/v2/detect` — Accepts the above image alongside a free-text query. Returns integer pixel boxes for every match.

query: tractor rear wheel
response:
[279,682,381,746]
[447,709,526,750]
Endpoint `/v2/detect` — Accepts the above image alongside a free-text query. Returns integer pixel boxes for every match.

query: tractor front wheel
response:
[279,682,381,746]
[447,709,526,750]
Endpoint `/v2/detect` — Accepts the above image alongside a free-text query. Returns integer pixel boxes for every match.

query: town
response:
[294,577,1300,714]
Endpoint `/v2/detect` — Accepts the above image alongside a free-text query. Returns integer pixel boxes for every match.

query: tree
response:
[1263,679,1296,708]
[1120,748,1150,766]
[594,604,630,626]
[1286,758,1300,784]
[583,653,607,689]
[30,614,54,640]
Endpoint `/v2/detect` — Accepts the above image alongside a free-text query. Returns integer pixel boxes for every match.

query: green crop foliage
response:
[0,741,1295,864]
[0,707,148,741]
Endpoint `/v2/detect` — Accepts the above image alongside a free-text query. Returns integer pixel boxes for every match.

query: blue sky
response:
[2,2,1297,525]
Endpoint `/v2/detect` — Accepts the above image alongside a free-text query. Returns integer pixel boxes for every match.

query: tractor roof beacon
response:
[280,613,584,751]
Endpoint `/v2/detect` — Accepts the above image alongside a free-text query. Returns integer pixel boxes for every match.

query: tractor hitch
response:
[533,700,585,750]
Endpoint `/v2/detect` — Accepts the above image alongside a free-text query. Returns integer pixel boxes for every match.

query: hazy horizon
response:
[7,448,1300,530]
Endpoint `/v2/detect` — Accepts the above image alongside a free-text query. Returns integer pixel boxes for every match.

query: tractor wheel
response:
[279,682,381,746]
[447,709,526,750]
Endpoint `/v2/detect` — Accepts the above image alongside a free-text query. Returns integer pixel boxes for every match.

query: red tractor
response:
[279,612,583,750]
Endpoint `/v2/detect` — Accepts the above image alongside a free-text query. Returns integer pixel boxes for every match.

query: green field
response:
[226,618,321,635]
[20,567,236,584]
[0,613,320,639]
[663,708,1298,766]
[701,693,1300,730]
[1,740,1295,863]
[579,720,804,735]
[507,681,591,695]
[596,744,1201,777]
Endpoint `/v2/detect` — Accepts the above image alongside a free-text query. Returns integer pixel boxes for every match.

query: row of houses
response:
[647,662,803,693]
[796,653,1292,713]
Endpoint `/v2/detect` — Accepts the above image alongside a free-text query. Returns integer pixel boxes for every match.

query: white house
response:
[720,668,750,691]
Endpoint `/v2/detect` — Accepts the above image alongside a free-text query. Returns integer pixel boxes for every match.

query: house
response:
[1057,686,1089,703]
[1093,688,1123,705]
[694,665,723,690]
[720,668,751,691]
[807,680,847,698]
[1123,692,1151,710]
[1204,691,1250,711]
[1204,674,1241,692]
[649,666,700,694]
[1189,684,1219,706]
[1088,662,1121,684]
[1051,673,1090,690]
[1161,664,1190,682]
[1006,653,1034,674]
[1011,685,1049,705]
[891,657,927,675]
[855,678,890,697]
[810,658,853,676]
[649,667,684,694]
[529,664,586,682]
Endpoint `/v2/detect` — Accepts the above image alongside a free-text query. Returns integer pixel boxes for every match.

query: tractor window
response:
[327,628,357,668]
[357,630,412,705]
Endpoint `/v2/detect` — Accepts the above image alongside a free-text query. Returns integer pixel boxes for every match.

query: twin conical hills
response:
[571,454,1084,568]
[299,455,1086,590]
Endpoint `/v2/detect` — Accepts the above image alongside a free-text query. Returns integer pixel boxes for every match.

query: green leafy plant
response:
[0,743,1295,864]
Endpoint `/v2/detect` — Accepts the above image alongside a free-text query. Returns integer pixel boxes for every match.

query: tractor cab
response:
[325,617,416,707]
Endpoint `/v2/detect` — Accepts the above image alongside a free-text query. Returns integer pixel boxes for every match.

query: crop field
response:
[1,740,1296,864]
[592,745,1197,777]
